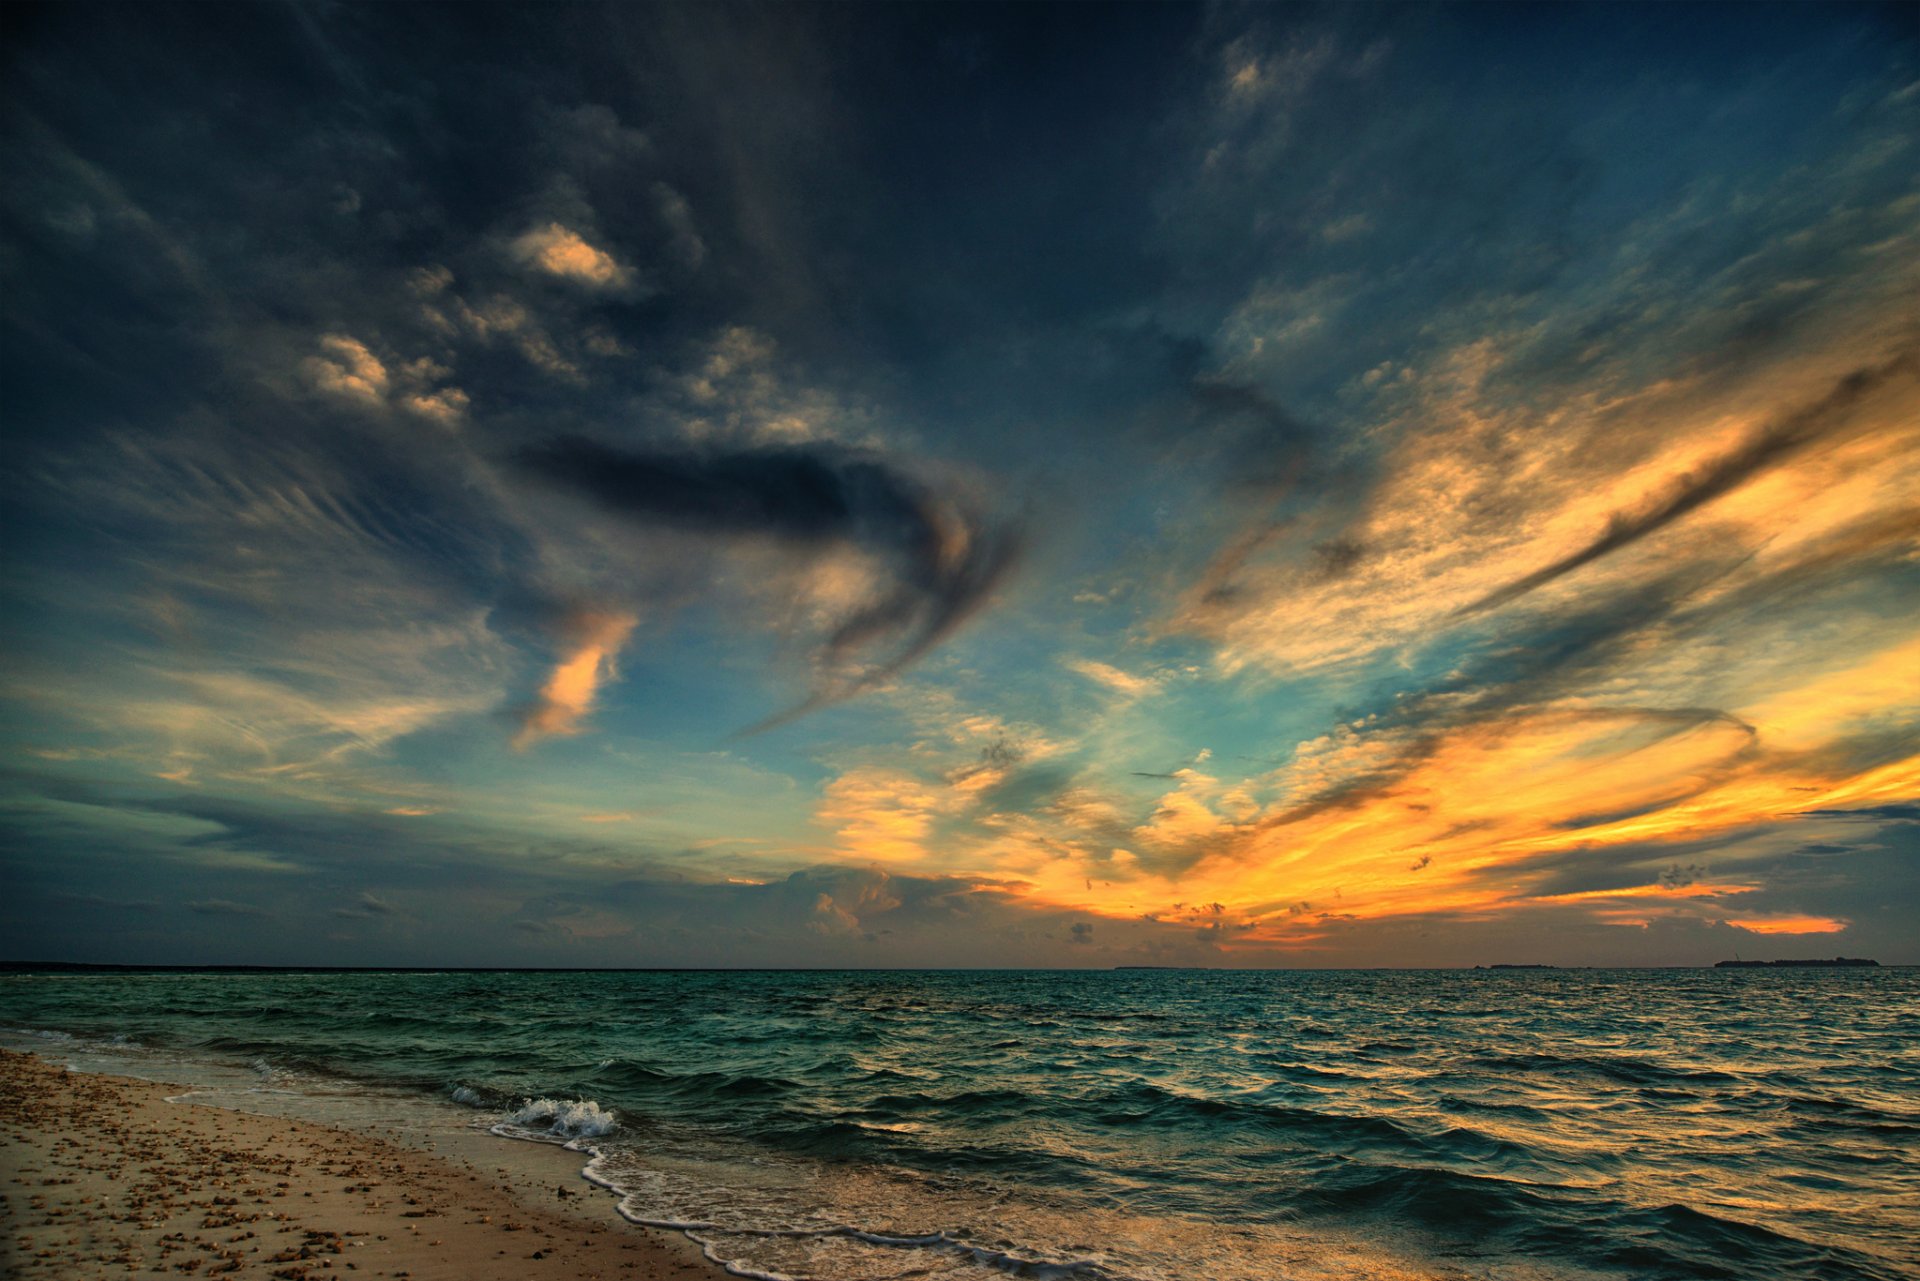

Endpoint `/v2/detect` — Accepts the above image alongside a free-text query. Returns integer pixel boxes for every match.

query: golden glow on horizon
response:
[1724,915,1850,935]
[891,338,1920,951]
[848,620,1920,950]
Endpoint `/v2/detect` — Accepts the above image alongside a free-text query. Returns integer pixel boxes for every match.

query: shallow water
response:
[3,968,1915,1280]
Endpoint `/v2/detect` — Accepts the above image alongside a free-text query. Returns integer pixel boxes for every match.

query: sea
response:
[1,967,1914,1281]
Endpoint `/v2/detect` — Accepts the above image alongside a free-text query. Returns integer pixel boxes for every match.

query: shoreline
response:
[0,1049,721,1280]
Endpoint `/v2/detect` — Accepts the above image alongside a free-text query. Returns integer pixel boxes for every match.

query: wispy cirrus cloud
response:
[1460,353,1919,617]
[1066,659,1160,699]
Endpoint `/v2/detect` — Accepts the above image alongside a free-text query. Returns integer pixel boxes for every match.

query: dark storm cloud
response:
[1801,803,1920,823]
[515,436,1023,709]
[1462,354,1918,616]
[1493,837,1744,901]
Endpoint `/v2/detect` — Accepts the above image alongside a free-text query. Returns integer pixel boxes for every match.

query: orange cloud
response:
[1725,915,1849,936]
[992,630,1920,949]
[1067,658,1160,698]
[513,223,634,290]
[514,612,637,748]
[1172,292,1919,677]
[304,334,389,403]
[818,768,960,864]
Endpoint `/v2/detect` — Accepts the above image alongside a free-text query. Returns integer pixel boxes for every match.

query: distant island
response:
[1714,957,1879,968]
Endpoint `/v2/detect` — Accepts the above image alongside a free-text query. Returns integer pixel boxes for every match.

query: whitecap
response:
[495,1096,619,1138]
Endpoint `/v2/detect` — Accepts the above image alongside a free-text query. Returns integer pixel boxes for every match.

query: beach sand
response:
[0,1049,719,1280]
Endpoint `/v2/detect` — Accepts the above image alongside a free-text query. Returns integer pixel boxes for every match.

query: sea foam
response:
[497,1096,618,1138]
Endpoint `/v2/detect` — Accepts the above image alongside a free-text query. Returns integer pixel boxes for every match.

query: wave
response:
[1462,1050,1741,1087]
[493,1095,618,1139]
[578,1150,1120,1281]
[1591,1201,1909,1281]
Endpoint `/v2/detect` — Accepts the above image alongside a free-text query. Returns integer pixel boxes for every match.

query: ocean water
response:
[2,968,1915,1281]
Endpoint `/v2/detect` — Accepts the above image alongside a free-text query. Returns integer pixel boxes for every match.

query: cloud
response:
[100,632,506,782]
[304,335,389,403]
[514,437,1022,719]
[330,890,400,920]
[992,594,1917,952]
[808,891,862,935]
[51,892,159,912]
[549,103,651,165]
[1151,44,1920,683]
[662,326,864,446]
[187,898,269,917]
[514,611,638,748]
[652,182,707,271]
[1724,914,1849,936]
[1462,353,1919,616]
[1658,862,1705,890]
[1801,803,1920,822]
[1067,659,1159,698]
[818,768,959,864]
[401,386,470,426]
[301,334,470,423]
[512,223,635,290]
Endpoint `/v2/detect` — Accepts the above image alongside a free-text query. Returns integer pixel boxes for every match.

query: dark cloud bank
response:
[515,435,1023,718]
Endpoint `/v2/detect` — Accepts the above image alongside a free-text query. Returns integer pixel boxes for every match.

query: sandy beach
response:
[0,1049,718,1280]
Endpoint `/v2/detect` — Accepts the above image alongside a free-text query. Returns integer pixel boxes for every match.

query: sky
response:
[2,1,1917,968]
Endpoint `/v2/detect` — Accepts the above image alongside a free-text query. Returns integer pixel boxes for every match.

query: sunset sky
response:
[3,2,1916,967]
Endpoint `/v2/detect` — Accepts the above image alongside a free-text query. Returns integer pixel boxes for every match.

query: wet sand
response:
[0,1049,720,1280]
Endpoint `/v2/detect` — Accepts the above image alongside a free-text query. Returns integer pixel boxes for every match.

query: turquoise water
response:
[2,968,1915,1280]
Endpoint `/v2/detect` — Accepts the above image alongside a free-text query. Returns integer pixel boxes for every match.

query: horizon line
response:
[2,960,1901,974]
